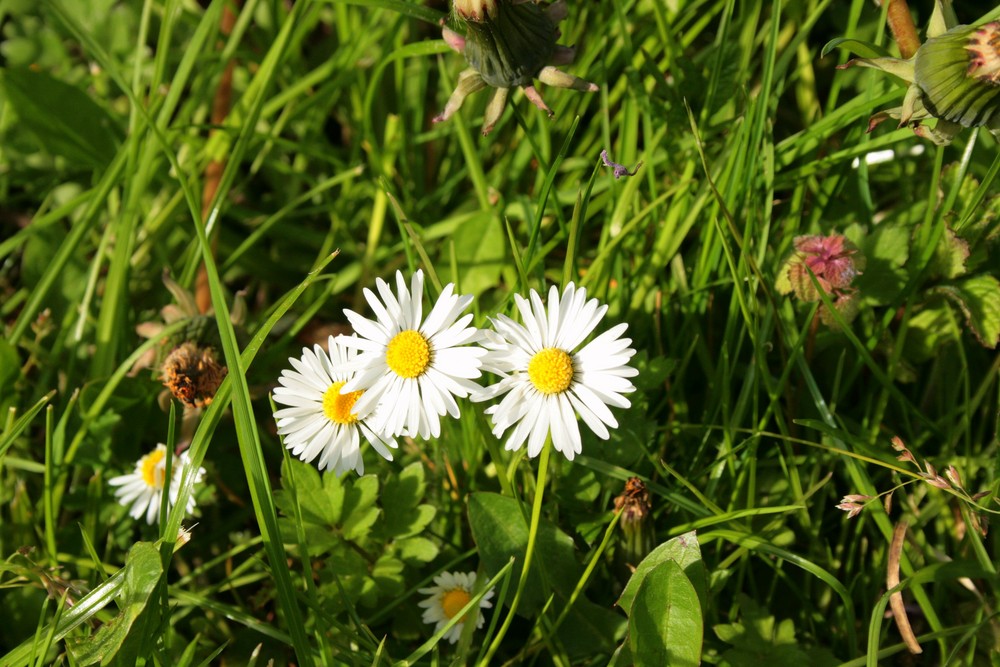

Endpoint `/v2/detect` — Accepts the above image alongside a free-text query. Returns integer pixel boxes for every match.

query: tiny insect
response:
[601,150,643,179]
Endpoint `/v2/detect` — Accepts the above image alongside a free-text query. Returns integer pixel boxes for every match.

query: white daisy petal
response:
[110,443,206,525]
[271,340,397,477]
[333,270,485,439]
[418,571,494,644]
[478,284,637,460]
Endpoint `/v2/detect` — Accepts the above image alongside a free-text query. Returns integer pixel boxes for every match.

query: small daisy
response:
[337,270,487,439]
[272,336,397,476]
[418,571,494,644]
[108,444,206,524]
[474,283,638,461]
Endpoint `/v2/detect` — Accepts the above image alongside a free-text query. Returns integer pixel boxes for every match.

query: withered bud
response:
[162,342,227,408]
[614,477,654,570]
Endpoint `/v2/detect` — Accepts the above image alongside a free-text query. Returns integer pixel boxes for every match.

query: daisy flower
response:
[108,444,206,525]
[337,270,487,439]
[272,336,397,476]
[474,283,638,461]
[418,571,494,644]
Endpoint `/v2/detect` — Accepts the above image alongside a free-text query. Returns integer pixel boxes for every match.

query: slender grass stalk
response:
[480,439,552,665]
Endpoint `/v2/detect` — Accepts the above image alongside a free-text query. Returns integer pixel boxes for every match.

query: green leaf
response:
[903,302,959,361]
[393,536,439,564]
[340,475,380,541]
[929,227,970,280]
[713,595,838,667]
[932,274,1000,348]
[0,339,19,395]
[65,542,162,666]
[618,531,706,616]
[856,223,910,304]
[381,462,436,538]
[628,560,703,667]
[468,492,581,614]
[452,211,506,297]
[820,38,892,59]
[0,67,121,169]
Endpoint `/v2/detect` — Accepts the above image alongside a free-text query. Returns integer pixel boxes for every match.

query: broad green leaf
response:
[452,211,506,297]
[393,536,439,564]
[629,560,703,667]
[0,67,121,169]
[468,492,581,614]
[618,530,706,616]
[557,599,627,657]
[65,542,162,666]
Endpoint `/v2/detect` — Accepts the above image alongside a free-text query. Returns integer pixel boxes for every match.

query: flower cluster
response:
[836,436,989,537]
[271,270,638,475]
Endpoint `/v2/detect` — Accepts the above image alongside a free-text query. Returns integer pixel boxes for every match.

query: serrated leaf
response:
[278,458,333,526]
[903,303,958,361]
[0,67,121,169]
[932,275,1000,348]
[930,227,970,279]
[393,536,439,564]
[66,542,162,666]
[618,531,706,616]
[629,560,703,667]
[341,475,380,541]
[468,492,581,615]
[381,462,435,538]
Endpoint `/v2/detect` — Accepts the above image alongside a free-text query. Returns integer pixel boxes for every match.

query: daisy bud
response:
[913,22,1000,132]
[614,477,654,570]
[436,0,598,134]
[835,5,1000,144]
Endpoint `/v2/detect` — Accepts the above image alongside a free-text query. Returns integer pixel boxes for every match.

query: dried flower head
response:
[162,342,227,408]
[614,477,654,568]
[435,0,598,135]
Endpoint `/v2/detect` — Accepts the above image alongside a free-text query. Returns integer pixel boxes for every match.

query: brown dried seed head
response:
[162,342,228,408]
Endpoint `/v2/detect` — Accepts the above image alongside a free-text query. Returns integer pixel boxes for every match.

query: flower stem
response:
[480,438,552,665]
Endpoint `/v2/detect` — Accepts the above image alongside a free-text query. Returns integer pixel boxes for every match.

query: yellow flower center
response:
[322,381,363,425]
[385,330,431,379]
[141,448,167,489]
[527,348,574,395]
[442,588,472,620]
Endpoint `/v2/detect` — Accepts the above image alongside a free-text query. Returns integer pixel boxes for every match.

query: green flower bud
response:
[913,21,1000,131]
[435,0,598,135]
[832,2,1000,143]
